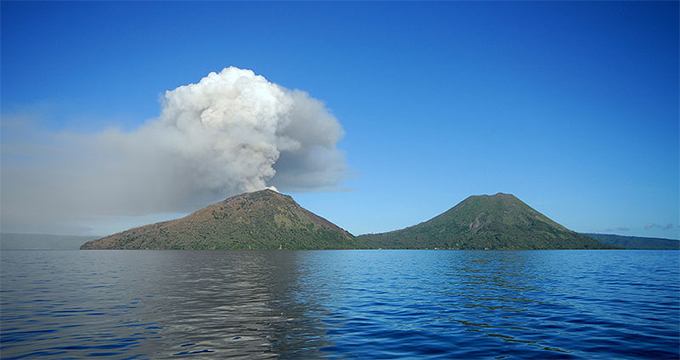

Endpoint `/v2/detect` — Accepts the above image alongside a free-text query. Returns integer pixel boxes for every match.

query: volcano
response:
[359,193,615,250]
[80,189,362,250]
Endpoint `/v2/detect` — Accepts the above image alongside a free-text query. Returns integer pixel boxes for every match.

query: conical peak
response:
[224,188,292,202]
[82,188,358,250]
[470,192,517,199]
[359,192,612,250]
[462,192,521,205]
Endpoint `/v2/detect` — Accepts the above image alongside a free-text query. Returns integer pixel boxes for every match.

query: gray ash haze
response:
[2,67,346,235]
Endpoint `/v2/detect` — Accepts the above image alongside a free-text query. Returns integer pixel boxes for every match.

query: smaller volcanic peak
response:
[441,193,567,232]
[81,189,361,250]
[359,193,615,250]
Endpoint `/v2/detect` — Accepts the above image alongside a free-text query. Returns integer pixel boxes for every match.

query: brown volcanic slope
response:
[359,193,617,250]
[80,189,362,250]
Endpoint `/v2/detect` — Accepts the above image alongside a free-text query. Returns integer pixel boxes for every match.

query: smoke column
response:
[148,66,346,197]
[1,67,347,233]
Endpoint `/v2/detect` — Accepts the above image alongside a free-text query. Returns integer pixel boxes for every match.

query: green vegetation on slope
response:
[359,193,616,250]
[583,233,679,250]
[81,191,625,251]
[81,189,364,250]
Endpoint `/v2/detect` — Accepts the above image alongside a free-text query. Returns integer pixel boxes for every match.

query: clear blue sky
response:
[2,1,678,239]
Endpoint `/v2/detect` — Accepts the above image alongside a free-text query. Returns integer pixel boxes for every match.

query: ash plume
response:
[1,67,347,234]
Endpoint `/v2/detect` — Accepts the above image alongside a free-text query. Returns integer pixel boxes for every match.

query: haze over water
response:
[1,249,678,359]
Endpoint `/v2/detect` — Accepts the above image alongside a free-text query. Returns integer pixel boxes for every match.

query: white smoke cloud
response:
[1,67,347,234]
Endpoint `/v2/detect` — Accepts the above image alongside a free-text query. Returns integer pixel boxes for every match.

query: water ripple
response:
[1,250,678,359]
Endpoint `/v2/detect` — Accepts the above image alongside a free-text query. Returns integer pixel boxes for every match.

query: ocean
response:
[1,249,678,359]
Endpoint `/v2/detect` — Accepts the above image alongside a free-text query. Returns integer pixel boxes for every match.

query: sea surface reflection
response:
[1,250,678,359]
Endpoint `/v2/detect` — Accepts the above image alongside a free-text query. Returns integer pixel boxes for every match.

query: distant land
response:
[358,193,616,250]
[0,233,95,250]
[5,191,676,251]
[81,190,619,251]
[583,233,680,250]
[81,189,364,250]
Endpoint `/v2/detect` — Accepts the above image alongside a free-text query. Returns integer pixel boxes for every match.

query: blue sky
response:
[2,1,678,239]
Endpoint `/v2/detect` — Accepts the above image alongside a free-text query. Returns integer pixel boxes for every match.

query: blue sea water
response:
[1,250,678,359]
